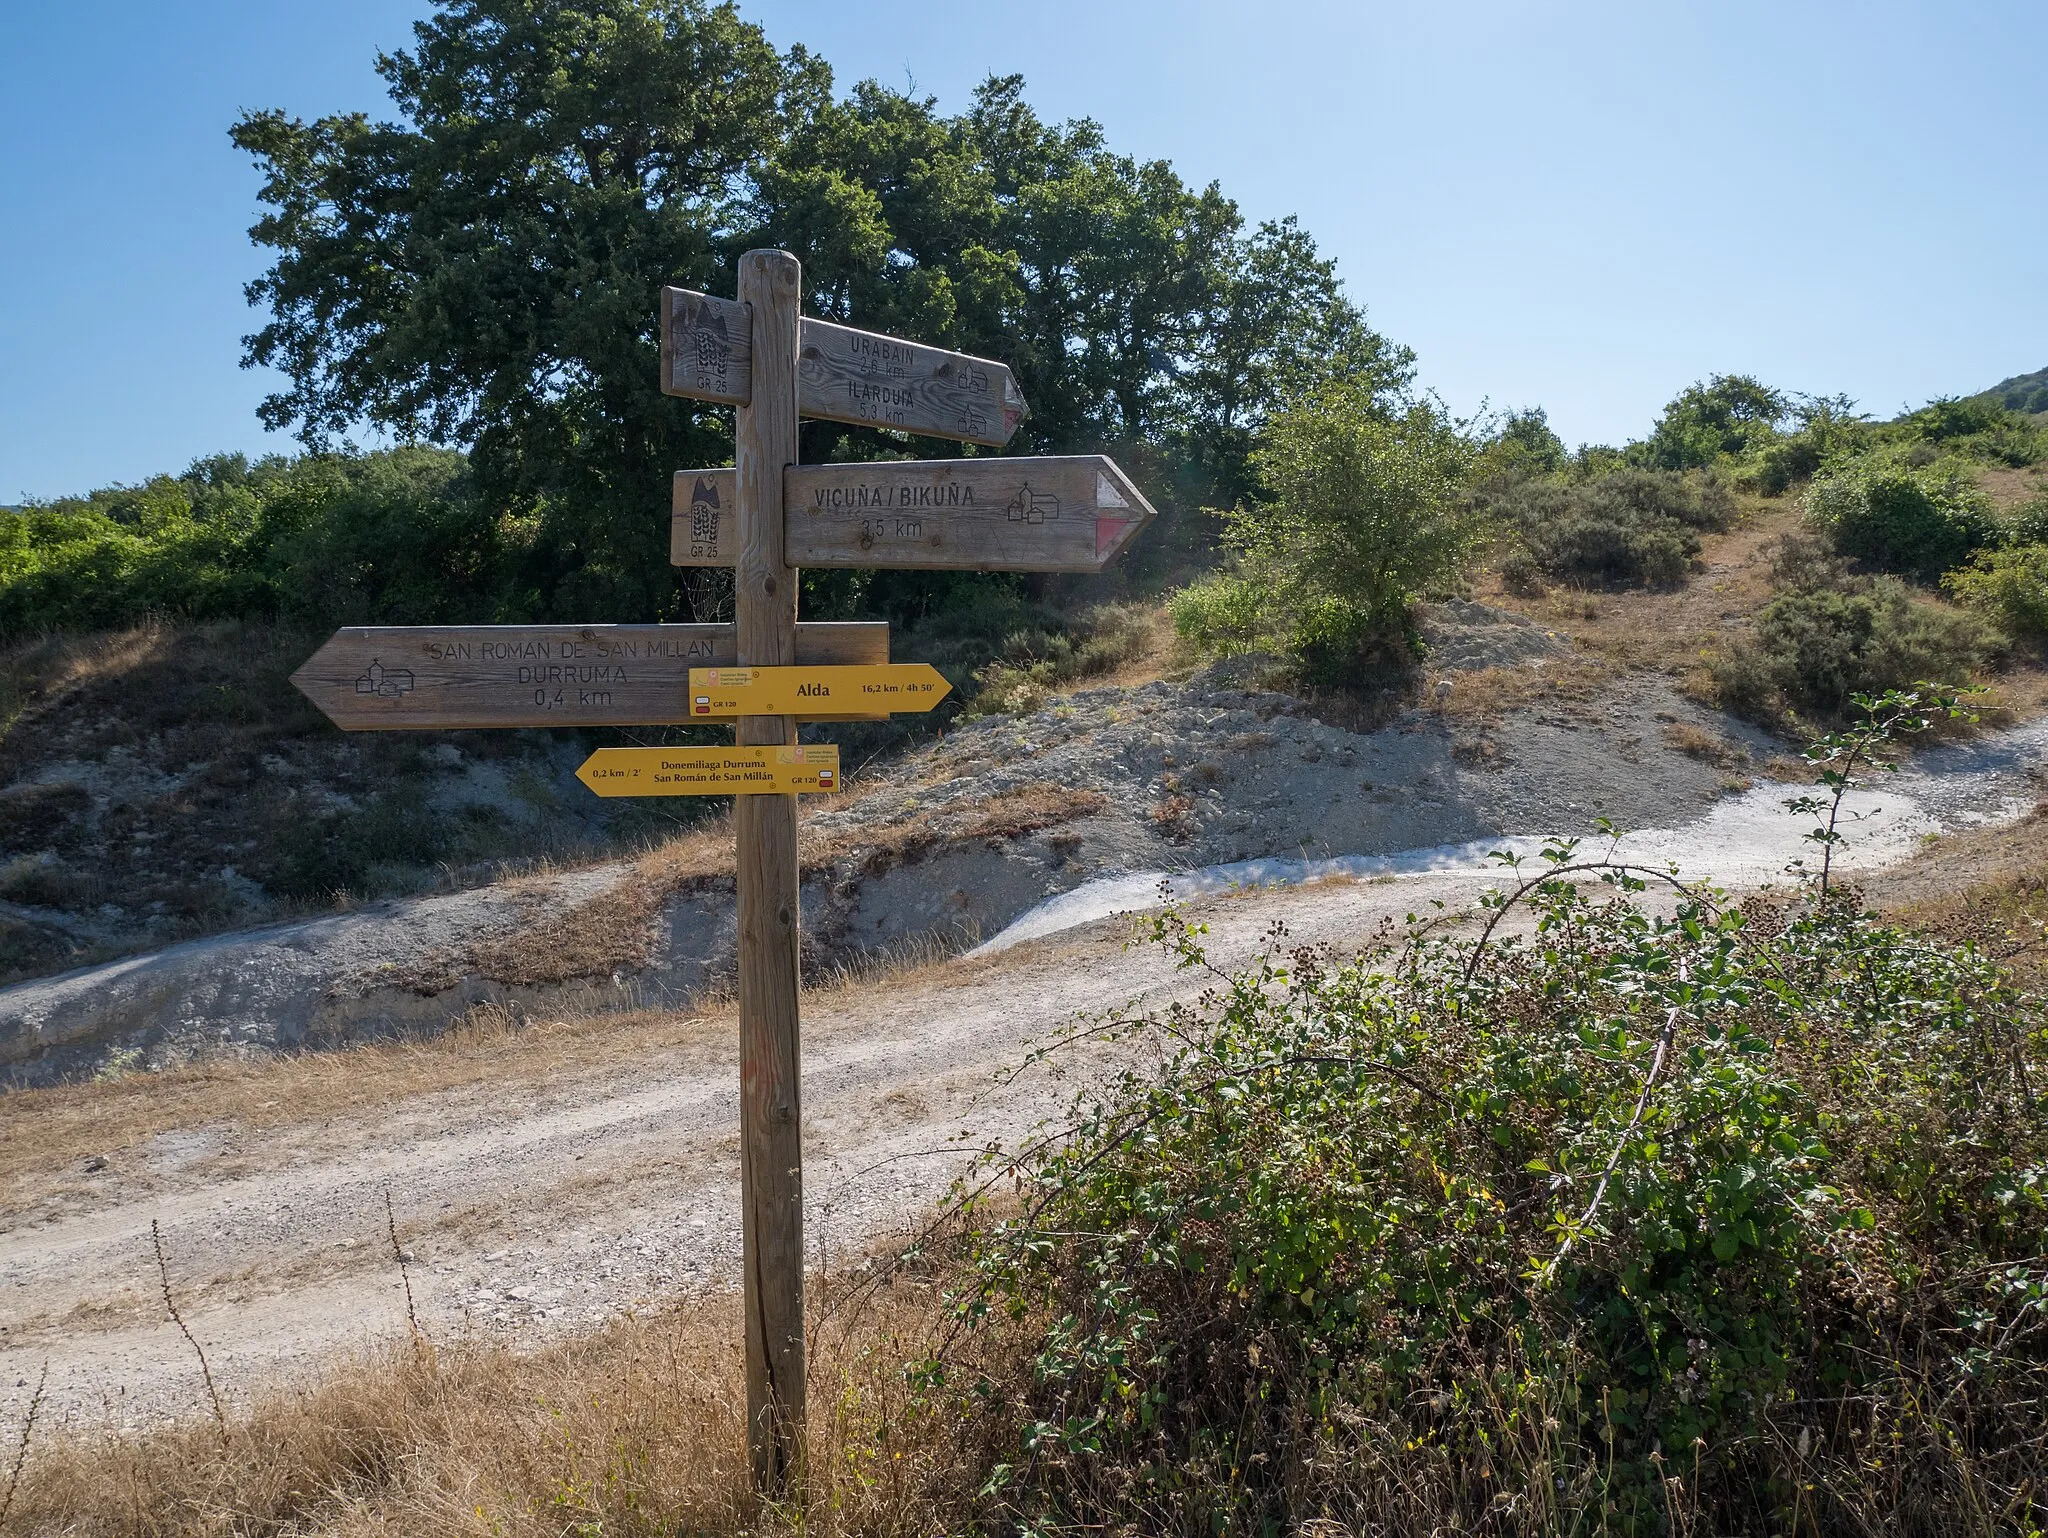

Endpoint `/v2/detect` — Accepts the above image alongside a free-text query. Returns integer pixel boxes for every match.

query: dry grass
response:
[1866,803,2048,985]
[1477,494,1799,694]
[1659,720,1749,769]
[1087,603,1183,690]
[1421,656,1613,726]
[1978,461,2048,513]
[3,1272,984,1537]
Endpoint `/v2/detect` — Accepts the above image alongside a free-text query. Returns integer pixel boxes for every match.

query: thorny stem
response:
[0,1361,45,1528]
[385,1188,423,1352]
[1541,965,1690,1285]
[151,1219,228,1449]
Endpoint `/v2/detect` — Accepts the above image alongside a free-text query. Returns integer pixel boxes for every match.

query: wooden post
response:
[733,247,805,1490]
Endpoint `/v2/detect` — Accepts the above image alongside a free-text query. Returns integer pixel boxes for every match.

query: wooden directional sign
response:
[575,745,841,797]
[292,622,887,731]
[689,664,949,718]
[797,318,1027,448]
[656,254,1155,1494]
[671,455,1155,574]
[661,288,753,406]
[661,287,1027,448]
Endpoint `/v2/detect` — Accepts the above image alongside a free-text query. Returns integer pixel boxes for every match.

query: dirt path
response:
[0,867,1506,1430]
[5,697,2040,1431]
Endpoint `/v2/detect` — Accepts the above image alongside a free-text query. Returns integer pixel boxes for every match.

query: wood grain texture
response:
[660,286,752,405]
[733,248,806,1492]
[672,456,1158,574]
[290,623,886,730]
[796,317,1026,447]
[662,286,1027,442]
[787,454,1155,572]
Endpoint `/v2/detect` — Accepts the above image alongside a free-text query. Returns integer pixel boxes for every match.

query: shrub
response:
[1742,394,1869,496]
[1803,460,1996,580]
[1482,468,1732,590]
[2002,492,2048,547]
[1896,396,2048,466]
[1713,574,1997,724]
[1178,385,1479,685]
[1168,572,1266,658]
[1635,373,1787,470]
[962,602,1157,717]
[1945,543,2048,640]
[0,448,504,635]
[933,824,2048,1533]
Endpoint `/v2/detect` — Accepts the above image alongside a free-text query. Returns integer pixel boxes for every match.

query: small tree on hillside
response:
[1173,382,1477,682]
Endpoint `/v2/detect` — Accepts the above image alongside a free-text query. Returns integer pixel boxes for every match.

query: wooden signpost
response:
[662,287,1030,447]
[292,248,1156,1495]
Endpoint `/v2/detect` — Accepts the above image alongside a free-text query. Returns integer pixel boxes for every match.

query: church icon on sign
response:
[354,660,416,699]
[1005,485,1060,524]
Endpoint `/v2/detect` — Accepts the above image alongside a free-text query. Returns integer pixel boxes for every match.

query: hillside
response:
[1981,364,2048,415]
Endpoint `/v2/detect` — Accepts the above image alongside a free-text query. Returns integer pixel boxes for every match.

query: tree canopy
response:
[233,0,1410,625]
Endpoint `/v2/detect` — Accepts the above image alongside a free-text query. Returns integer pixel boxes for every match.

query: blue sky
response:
[2,0,2042,501]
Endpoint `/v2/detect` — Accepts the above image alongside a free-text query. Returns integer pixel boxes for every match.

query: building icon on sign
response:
[1005,485,1060,524]
[354,660,415,699]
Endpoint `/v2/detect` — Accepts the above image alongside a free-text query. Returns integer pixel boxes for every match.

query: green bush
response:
[1714,573,1997,724]
[1945,543,2048,640]
[1635,374,1787,470]
[1896,396,2048,467]
[2002,492,2048,547]
[932,826,2048,1532]
[1742,393,1868,496]
[0,449,509,635]
[1481,468,1733,591]
[1167,573,1266,658]
[1176,385,1478,685]
[1803,460,1996,580]
[961,603,1158,717]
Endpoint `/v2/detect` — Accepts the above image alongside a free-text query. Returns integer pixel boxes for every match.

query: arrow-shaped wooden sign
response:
[671,455,1155,574]
[688,663,949,717]
[661,287,1027,448]
[576,745,842,797]
[291,621,887,731]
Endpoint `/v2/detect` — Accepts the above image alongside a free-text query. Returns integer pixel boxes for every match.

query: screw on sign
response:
[290,250,1155,1497]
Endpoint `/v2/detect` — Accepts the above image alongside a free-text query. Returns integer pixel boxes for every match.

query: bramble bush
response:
[1803,459,1997,581]
[1945,542,2048,641]
[918,695,2048,1535]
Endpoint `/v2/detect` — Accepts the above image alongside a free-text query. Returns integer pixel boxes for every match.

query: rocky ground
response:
[1,707,2039,1428]
[0,601,1792,1085]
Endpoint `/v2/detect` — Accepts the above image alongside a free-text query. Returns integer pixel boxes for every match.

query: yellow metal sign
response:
[575,745,842,797]
[687,663,950,718]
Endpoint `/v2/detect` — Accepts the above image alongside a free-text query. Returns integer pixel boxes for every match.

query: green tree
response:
[1472,405,1567,479]
[233,3,1402,626]
[233,0,807,623]
[1174,383,1477,681]
[1637,373,1787,470]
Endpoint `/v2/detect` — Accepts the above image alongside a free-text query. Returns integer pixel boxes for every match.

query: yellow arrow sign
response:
[575,745,842,797]
[686,664,950,718]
